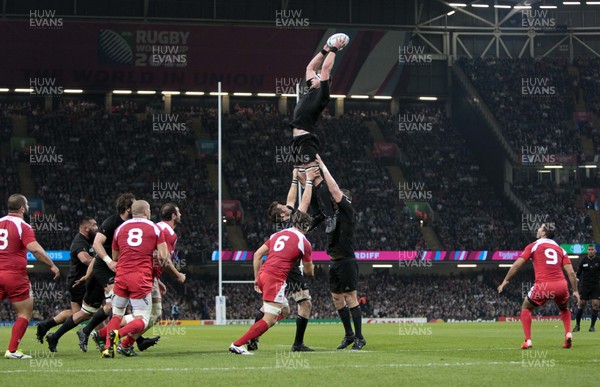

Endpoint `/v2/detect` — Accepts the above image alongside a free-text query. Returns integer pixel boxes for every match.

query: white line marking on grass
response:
[3,359,600,374]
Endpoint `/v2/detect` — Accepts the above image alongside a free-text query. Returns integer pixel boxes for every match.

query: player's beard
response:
[23,210,30,223]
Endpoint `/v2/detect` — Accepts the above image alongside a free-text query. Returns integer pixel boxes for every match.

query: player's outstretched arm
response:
[298,168,319,213]
[320,50,336,81]
[27,241,60,280]
[305,45,329,81]
[320,37,345,81]
[286,168,299,207]
[498,257,526,293]
[564,263,580,303]
[315,154,343,203]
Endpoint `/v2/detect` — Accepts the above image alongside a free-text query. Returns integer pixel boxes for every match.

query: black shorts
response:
[83,266,114,308]
[83,275,105,308]
[580,286,600,300]
[329,259,359,293]
[92,262,114,288]
[286,266,309,294]
[290,133,320,165]
[66,279,86,305]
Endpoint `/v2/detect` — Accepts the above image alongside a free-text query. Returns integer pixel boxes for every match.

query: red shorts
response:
[257,271,287,304]
[527,281,569,307]
[0,269,30,302]
[113,270,153,300]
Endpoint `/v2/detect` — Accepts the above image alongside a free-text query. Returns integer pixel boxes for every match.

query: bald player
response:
[102,200,169,358]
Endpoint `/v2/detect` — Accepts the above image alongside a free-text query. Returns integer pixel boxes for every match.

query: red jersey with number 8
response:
[112,218,166,275]
[520,238,571,283]
[0,215,37,271]
[260,228,312,280]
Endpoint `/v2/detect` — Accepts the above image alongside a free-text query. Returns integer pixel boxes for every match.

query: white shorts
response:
[151,278,161,300]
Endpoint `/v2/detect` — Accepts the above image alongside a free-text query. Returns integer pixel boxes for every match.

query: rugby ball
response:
[327,33,350,50]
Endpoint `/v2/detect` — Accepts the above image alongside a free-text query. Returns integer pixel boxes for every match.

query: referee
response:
[573,244,600,332]
[315,154,365,350]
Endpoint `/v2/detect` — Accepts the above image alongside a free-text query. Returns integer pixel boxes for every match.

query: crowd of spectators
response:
[2,267,580,323]
[3,100,227,262]
[377,106,529,250]
[203,104,421,251]
[458,57,579,157]
[577,57,600,116]
[512,181,593,244]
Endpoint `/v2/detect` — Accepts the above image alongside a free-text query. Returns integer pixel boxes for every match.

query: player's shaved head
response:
[131,200,150,216]
[7,194,27,212]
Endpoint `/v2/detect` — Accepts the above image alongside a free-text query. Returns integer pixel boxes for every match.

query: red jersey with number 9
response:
[260,228,312,280]
[520,238,571,283]
[112,218,166,275]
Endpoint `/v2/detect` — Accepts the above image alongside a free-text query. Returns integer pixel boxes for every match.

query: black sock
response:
[337,307,354,337]
[592,310,598,327]
[316,181,334,217]
[294,316,309,346]
[82,308,108,335]
[40,318,58,330]
[254,310,264,323]
[53,316,77,340]
[350,306,363,339]
[576,308,584,326]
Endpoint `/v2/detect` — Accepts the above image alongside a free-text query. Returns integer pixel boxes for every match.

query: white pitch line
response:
[2,359,600,374]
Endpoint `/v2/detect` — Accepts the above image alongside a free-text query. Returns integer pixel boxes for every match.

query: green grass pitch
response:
[1,321,599,386]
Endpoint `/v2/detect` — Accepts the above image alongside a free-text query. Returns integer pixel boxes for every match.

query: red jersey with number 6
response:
[259,228,312,280]
[520,238,571,283]
[112,218,166,275]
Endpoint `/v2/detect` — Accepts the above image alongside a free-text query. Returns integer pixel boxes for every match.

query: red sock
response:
[98,326,108,338]
[120,335,136,348]
[104,316,123,349]
[234,319,269,347]
[560,309,571,334]
[521,309,532,341]
[8,317,29,352]
[276,314,284,322]
[119,319,145,338]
